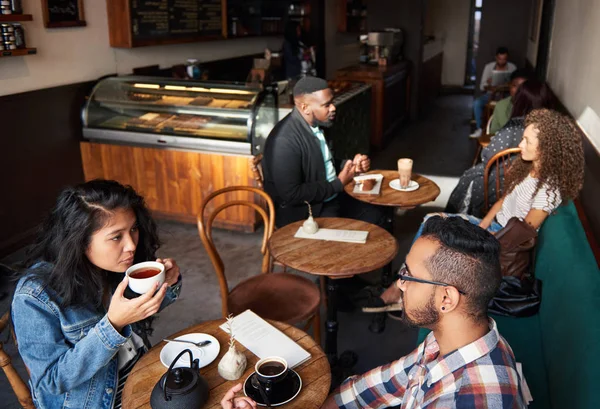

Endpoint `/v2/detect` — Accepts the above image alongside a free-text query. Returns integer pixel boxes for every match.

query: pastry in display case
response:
[82,76,278,155]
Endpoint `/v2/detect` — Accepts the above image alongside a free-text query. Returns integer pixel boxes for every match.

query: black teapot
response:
[150,349,210,409]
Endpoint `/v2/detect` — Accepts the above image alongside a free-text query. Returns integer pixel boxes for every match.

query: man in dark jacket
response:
[263,76,389,229]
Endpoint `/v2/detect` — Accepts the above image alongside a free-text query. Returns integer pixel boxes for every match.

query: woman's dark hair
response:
[421,216,501,321]
[23,179,160,308]
[284,21,301,54]
[511,79,555,118]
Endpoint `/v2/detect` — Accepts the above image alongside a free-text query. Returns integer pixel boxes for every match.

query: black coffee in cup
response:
[258,361,286,376]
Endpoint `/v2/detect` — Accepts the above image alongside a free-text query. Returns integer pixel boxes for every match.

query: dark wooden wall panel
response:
[0,82,93,257]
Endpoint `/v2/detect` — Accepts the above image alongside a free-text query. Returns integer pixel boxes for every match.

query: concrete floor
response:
[0,94,474,408]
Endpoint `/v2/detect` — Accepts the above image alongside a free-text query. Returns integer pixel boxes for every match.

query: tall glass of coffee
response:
[397,158,413,189]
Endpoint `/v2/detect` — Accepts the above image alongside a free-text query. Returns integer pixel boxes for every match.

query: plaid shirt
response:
[334,319,526,409]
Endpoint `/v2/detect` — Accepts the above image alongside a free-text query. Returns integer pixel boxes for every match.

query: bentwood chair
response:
[472,114,495,166]
[483,147,521,211]
[249,155,328,306]
[0,311,34,409]
[198,186,321,344]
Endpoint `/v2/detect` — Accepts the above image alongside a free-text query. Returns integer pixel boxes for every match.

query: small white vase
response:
[302,216,319,234]
[218,344,247,381]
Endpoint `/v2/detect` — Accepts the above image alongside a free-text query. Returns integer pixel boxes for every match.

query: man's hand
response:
[352,154,371,173]
[338,160,356,186]
[220,384,257,409]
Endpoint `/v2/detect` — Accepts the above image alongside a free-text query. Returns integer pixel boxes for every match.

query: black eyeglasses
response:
[397,264,467,295]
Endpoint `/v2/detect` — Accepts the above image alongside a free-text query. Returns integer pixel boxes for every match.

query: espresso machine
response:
[366,28,403,65]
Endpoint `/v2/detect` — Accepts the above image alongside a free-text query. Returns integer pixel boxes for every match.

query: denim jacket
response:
[11,262,182,409]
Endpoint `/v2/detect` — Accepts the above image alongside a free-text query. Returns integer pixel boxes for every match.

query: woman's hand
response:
[220,384,257,409]
[107,277,168,332]
[157,258,180,286]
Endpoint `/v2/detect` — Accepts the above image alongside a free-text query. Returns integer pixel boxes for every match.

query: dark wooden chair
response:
[250,154,264,189]
[0,311,34,409]
[483,147,521,211]
[197,186,321,344]
[472,114,495,166]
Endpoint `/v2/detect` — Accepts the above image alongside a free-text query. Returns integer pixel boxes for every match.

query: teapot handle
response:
[162,349,194,402]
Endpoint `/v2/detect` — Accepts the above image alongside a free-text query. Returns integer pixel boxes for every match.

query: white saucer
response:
[160,333,220,369]
[389,179,420,192]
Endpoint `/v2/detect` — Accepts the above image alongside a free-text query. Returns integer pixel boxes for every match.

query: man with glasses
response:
[321,216,526,409]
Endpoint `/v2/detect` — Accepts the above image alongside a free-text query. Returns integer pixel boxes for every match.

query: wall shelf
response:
[0,14,33,22]
[0,48,37,57]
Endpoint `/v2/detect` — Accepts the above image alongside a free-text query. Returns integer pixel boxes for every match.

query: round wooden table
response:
[122,319,330,409]
[268,218,398,364]
[344,170,441,208]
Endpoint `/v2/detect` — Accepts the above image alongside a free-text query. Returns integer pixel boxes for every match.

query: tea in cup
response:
[397,158,413,189]
[254,356,288,394]
[126,261,165,294]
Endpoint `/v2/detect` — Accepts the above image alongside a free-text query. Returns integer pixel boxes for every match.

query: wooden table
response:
[268,218,398,364]
[344,170,440,209]
[122,319,330,409]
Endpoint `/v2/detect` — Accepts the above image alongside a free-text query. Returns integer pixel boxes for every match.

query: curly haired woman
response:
[364,109,585,312]
[446,79,555,217]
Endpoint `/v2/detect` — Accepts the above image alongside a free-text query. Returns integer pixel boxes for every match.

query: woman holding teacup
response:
[11,179,182,409]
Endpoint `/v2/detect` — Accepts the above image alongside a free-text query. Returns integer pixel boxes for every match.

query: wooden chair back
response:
[484,147,521,211]
[250,154,264,188]
[0,311,34,409]
[197,186,275,317]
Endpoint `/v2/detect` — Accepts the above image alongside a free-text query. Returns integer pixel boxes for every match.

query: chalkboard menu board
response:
[42,0,86,28]
[131,0,223,41]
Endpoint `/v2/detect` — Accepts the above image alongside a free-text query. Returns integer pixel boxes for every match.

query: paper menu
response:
[219,310,311,369]
[294,227,368,243]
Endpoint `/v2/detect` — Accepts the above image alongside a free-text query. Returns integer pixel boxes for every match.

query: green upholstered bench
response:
[417,201,600,409]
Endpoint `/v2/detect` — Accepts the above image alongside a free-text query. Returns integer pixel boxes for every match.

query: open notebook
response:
[219,310,311,368]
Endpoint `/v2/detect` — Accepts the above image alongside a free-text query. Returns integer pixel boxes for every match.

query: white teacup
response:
[125,261,165,294]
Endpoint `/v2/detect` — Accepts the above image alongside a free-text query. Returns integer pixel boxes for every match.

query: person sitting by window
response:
[11,180,182,409]
[322,216,526,409]
[470,47,517,139]
[488,69,531,135]
[446,80,555,217]
[365,109,584,314]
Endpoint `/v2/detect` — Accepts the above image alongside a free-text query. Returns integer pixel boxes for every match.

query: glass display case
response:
[82,76,278,155]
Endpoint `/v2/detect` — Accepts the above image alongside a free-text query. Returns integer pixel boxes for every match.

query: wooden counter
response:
[80,142,262,232]
[335,61,410,149]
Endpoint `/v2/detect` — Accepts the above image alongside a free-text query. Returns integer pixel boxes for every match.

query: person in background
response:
[322,217,527,409]
[446,79,555,216]
[365,109,584,314]
[12,180,182,409]
[488,69,531,135]
[282,21,315,79]
[263,76,389,230]
[470,47,517,139]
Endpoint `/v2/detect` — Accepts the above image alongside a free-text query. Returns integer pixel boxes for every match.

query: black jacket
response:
[263,109,344,227]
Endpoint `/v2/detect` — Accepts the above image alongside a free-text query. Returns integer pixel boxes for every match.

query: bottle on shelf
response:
[10,0,22,14]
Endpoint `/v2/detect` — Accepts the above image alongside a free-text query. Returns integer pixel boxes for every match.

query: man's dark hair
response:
[510,68,532,81]
[420,216,501,320]
[293,76,329,98]
[496,46,509,55]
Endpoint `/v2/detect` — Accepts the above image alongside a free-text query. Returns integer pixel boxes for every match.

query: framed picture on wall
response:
[42,0,86,28]
[529,0,543,41]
